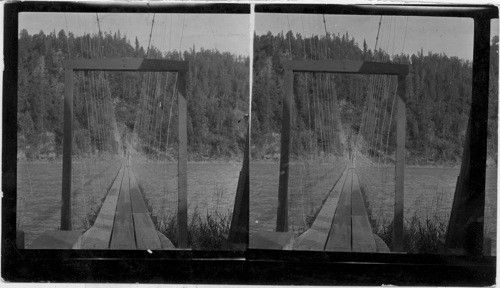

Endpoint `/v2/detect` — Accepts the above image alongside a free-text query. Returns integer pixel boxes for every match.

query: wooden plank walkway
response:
[80,162,173,250]
[294,164,388,252]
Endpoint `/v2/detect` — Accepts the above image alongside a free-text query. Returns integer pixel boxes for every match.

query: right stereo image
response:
[249,6,498,256]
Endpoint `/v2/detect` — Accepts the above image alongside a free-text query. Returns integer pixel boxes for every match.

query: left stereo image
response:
[15,10,250,250]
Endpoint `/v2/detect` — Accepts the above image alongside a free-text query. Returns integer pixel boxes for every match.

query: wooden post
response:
[445,15,490,255]
[276,69,293,232]
[393,74,406,252]
[177,71,188,248]
[228,116,249,244]
[61,68,73,231]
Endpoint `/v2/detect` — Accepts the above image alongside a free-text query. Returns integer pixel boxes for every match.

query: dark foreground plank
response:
[351,170,377,252]
[128,170,163,250]
[109,167,136,249]
[294,166,349,251]
[81,165,125,249]
[325,169,353,252]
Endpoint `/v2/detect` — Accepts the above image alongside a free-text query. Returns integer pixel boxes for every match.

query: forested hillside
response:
[17,29,249,160]
[252,31,498,165]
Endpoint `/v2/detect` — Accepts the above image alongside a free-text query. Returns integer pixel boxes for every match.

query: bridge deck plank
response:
[109,167,136,249]
[129,170,163,250]
[351,170,377,252]
[325,169,353,252]
[294,166,348,251]
[81,165,125,249]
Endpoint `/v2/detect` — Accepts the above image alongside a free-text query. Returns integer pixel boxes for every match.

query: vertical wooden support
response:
[177,71,188,248]
[445,16,490,255]
[276,69,293,232]
[61,68,73,231]
[393,74,406,252]
[228,116,249,244]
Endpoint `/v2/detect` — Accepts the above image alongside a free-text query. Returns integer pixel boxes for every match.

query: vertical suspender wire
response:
[89,36,101,155]
[95,15,107,156]
[86,20,99,228]
[315,35,324,161]
[156,15,171,165]
[321,15,331,156]
[150,73,162,151]
[382,16,399,159]
[302,16,313,160]
[87,34,97,153]
[312,28,322,179]
[141,18,155,154]
[90,33,104,198]
[310,18,321,184]
[374,16,396,212]
[322,15,334,157]
[318,15,330,178]
[153,15,169,166]
[144,14,157,155]
[83,17,97,197]
[307,17,317,190]
[384,16,409,160]
[324,16,338,158]
[152,72,163,151]
[319,32,328,157]
[83,28,98,207]
[308,16,318,156]
[370,27,389,149]
[367,17,387,151]
[145,73,155,151]
[374,17,394,161]
[317,29,326,156]
[96,13,108,156]
[136,72,148,150]
[165,14,185,151]
[358,15,383,151]
[141,72,150,152]
[81,25,96,221]
[92,30,106,197]
[373,18,395,158]
[376,18,396,164]
[299,14,311,227]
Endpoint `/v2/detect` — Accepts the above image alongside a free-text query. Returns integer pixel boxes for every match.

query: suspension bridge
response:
[250,13,492,256]
[20,13,249,250]
[250,14,408,252]
[250,58,408,252]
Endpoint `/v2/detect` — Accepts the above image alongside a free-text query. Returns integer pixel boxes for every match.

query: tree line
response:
[17,29,249,160]
[252,31,498,165]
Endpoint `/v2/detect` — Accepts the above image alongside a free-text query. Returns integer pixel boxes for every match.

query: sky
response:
[19,12,250,56]
[18,11,499,61]
[255,13,500,61]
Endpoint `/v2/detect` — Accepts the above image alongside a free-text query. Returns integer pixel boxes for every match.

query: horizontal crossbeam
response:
[64,58,189,72]
[283,60,409,75]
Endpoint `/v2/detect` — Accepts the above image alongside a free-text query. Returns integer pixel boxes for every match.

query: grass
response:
[81,196,101,231]
[156,208,233,250]
[137,177,234,250]
[356,160,451,254]
[373,213,448,254]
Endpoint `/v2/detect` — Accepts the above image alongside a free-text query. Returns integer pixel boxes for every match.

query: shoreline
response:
[17,158,245,165]
[250,159,497,170]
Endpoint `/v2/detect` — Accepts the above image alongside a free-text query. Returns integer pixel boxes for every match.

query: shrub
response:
[373,213,447,254]
[156,208,233,250]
